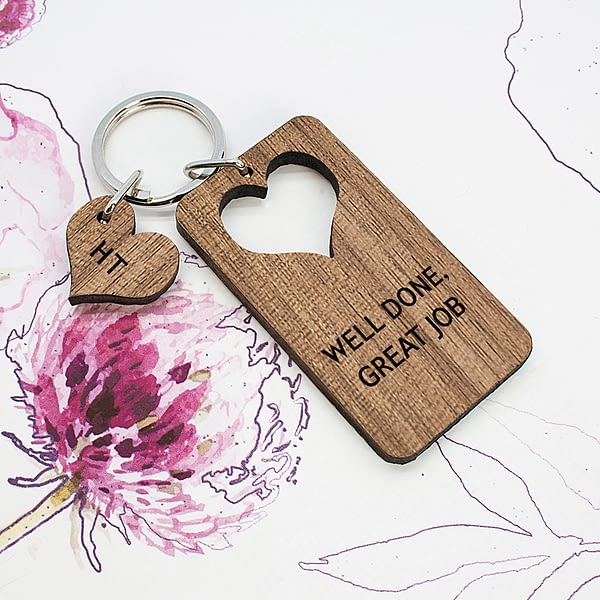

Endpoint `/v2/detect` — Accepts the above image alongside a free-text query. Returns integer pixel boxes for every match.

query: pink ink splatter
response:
[0,1,45,49]
[0,83,89,345]
[2,263,309,570]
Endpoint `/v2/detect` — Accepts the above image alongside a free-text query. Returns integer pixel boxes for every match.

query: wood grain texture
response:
[176,116,532,463]
[67,196,179,305]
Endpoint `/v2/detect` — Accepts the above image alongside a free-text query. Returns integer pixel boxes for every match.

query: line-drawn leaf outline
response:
[299,523,549,595]
[438,436,561,539]
[299,429,595,597]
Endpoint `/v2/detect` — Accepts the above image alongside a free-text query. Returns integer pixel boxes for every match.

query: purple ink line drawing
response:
[568,573,600,599]
[300,523,550,594]
[504,0,600,196]
[484,401,600,513]
[300,407,600,598]
[438,438,561,540]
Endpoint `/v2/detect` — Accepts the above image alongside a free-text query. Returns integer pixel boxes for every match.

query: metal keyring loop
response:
[92,91,226,206]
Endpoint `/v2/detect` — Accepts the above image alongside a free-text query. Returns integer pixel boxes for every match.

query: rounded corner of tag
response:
[516,324,534,367]
[287,114,330,133]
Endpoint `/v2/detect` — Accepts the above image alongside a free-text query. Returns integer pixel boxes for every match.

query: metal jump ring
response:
[91,91,226,206]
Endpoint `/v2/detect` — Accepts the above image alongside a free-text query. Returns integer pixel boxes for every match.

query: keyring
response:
[92,90,226,206]
[67,97,532,466]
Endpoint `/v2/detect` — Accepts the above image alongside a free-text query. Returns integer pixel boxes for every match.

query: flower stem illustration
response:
[0,475,79,553]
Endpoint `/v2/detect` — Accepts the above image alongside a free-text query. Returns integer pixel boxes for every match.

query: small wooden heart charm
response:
[66,196,179,305]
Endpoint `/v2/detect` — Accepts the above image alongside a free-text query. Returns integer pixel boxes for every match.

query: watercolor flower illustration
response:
[0,83,309,571]
[300,402,600,598]
[2,270,308,570]
[0,0,46,49]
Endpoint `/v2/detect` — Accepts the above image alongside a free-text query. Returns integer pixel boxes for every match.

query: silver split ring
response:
[92,90,226,206]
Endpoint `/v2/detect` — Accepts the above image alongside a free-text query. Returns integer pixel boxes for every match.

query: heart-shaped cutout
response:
[220,164,337,256]
[67,196,179,305]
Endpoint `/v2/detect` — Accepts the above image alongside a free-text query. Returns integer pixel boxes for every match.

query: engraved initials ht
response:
[90,240,128,274]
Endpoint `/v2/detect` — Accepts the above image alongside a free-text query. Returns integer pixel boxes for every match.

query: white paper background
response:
[1,1,600,598]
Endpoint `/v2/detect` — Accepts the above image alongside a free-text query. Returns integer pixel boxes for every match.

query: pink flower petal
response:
[0,0,45,49]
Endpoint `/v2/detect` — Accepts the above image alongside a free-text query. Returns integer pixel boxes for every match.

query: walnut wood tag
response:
[176,116,532,463]
[67,196,179,305]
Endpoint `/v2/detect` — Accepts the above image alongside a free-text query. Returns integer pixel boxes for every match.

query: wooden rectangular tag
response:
[176,116,531,463]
